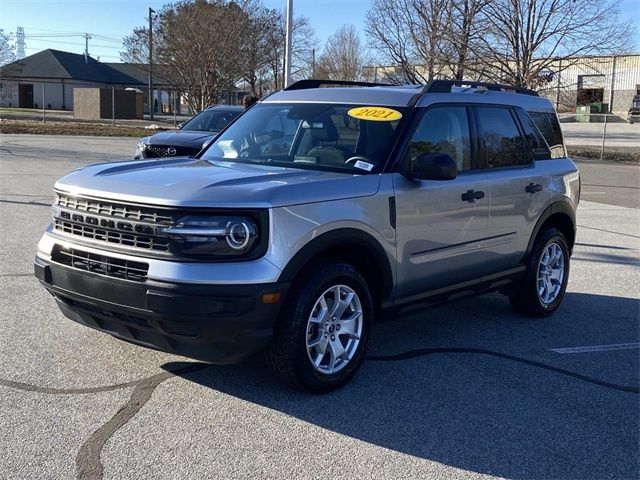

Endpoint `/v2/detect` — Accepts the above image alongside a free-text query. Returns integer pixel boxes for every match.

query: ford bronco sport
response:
[35,79,580,393]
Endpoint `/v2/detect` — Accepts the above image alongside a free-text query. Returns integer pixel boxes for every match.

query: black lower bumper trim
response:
[35,256,289,364]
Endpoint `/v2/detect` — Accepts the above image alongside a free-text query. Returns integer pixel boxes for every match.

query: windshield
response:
[182,109,241,133]
[200,103,407,173]
[633,100,640,108]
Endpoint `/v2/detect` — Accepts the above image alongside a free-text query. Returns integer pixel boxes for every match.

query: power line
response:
[16,25,124,41]
[25,38,123,50]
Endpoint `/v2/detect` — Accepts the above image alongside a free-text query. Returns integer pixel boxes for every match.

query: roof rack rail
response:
[284,79,393,91]
[423,79,539,97]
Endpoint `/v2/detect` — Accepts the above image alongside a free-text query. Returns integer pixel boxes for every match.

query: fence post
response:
[112,87,115,126]
[600,113,608,160]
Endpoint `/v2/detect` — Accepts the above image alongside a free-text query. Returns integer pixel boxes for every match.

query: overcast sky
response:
[1,0,638,63]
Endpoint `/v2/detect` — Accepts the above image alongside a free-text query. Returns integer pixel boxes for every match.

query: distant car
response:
[134,105,243,159]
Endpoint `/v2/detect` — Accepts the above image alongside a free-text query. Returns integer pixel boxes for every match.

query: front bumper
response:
[34,255,290,364]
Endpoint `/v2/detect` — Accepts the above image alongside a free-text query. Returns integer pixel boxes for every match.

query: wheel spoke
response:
[330,292,355,320]
[329,339,346,363]
[327,343,337,373]
[308,335,328,355]
[308,297,329,324]
[338,312,361,339]
[545,279,555,302]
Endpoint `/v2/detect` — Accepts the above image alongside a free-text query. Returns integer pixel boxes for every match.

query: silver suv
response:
[35,79,580,393]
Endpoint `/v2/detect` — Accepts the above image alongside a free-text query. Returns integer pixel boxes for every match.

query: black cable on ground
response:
[367,347,639,394]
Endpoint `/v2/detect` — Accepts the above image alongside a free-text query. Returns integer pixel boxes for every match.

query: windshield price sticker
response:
[354,160,374,171]
[348,106,402,122]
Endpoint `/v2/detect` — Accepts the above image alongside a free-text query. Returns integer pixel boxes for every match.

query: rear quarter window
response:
[528,111,566,159]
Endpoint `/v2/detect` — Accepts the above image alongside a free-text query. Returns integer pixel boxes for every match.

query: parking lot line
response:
[550,343,640,354]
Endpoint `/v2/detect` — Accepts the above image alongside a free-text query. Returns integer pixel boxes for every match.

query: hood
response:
[54,157,381,208]
[144,130,215,148]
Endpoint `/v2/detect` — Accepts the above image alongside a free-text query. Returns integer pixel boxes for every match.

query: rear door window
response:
[528,111,566,158]
[476,107,528,168]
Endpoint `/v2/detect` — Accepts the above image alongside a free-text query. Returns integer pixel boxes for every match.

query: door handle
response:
[461,189,485,203]
[526,183,543,194]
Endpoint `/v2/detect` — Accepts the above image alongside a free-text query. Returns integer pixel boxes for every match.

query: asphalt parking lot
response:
[1,134,639,479]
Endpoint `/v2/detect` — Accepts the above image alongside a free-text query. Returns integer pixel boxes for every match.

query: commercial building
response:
[538,54,640,114]
[0,49,173,113]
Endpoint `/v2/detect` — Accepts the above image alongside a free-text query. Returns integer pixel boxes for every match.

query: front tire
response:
[508,228,570,317]
[267,260,373,393]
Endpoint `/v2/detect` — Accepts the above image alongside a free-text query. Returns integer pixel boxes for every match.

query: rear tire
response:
[508,228,570,317]
[267,259,373,393]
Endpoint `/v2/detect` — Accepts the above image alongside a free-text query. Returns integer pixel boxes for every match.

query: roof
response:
[263,83,554,111]
[205,104,244,111]
[103,62,169,86]
[263,86,422,107]
[0,49,170,86]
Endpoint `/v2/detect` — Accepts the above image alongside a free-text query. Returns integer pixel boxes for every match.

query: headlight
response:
[161,215,259,256]
[135,138,150,158]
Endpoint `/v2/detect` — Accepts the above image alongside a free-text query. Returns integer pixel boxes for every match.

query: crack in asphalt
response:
[0,273,33,277]
[1,349,637,480]
[75,372,172,480]
[74,363,209,480]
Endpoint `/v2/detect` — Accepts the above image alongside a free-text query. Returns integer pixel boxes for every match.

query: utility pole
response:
[148,7,155,120]
[83,33,92,63]
[16,26,25,59]
[284,0,293,88]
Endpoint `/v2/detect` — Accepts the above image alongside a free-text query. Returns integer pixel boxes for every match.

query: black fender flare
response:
[277,228,394,299]
[523,199,576,261]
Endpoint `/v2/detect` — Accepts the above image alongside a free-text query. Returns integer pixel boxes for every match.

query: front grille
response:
[52,245,149,282]
[54,219,170,251]
[57,194,174,224]
[53,193,176,254]
[143,145,200,158]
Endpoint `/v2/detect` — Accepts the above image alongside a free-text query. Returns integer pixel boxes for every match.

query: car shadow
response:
[162,292,639,479]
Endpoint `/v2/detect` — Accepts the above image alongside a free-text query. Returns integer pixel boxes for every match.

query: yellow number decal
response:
[348,106,402,122]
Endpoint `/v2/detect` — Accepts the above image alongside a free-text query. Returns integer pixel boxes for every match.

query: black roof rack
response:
[284,79,393,91]
[423,79,539,97]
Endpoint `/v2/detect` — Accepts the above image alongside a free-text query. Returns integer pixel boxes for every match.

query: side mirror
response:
[407,152,457,181]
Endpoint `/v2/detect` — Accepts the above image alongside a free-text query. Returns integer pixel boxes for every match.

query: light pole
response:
[284,0,293,88]
[148,7,156,120]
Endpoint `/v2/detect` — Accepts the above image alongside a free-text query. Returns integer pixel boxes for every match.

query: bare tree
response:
[447,0,490,79]
[264,13,318,90]
[122,0,254,112]
[366,0,451,83]
[120,21,158,65]
[242,5,280,95]
[0,29,15,67]
[476,0,634,87]
[315,25,368,81]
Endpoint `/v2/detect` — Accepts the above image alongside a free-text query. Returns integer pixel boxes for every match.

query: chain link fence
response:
[559,113,639,162]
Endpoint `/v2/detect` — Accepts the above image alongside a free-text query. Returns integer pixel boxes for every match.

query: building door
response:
[19,84,34,108]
